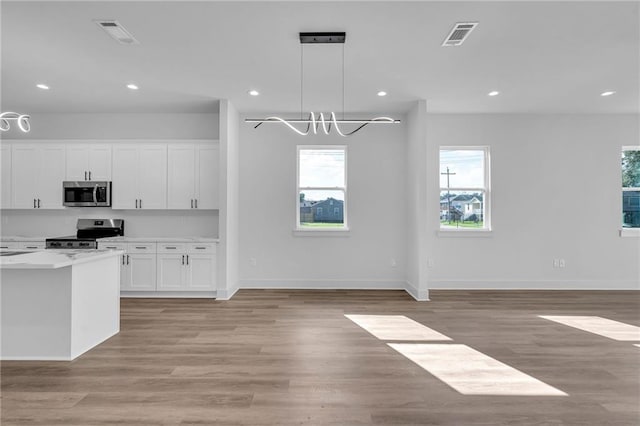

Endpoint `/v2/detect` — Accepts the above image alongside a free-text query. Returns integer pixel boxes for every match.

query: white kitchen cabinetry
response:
[157,243,216,291]
[1,144,11,208]
[11,144,66,209]
[167,143,219,210]
[66,144,112,181]
[102,242,157,291]
[112,144,167,210]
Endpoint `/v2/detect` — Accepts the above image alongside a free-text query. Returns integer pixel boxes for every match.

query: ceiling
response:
[1,1,638,115]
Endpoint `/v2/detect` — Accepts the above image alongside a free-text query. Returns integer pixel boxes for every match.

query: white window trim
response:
[621,145,640,237]
[438,146,491,234]
[295,145,349,234]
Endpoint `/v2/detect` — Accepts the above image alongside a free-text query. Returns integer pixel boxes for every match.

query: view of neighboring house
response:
[311,198,344,223]
[299,200,316,223]
[440,194,483,221]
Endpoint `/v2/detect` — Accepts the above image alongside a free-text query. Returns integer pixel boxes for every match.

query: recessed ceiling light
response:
[601,91,616,97]
[488,91,500,97]
[377,91,387,97]
[36,84,50,90]
[126,83,139,90]
[248,89,260,96]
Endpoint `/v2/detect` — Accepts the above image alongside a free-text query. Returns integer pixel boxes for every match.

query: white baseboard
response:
[405,281,430,301]
[216,286,239,300]
[120,291,216,298]
[238,279,406,291]
[428,280,640,290]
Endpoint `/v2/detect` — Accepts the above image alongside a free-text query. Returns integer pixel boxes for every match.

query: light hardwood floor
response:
[1,290,639,425]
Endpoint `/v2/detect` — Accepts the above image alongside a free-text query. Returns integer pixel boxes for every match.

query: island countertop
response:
[0,249,124,270]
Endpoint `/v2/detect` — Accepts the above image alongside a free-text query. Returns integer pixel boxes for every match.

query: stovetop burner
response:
[46,219,124,249]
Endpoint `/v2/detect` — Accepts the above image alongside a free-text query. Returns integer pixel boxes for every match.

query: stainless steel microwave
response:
[63,181,112,207]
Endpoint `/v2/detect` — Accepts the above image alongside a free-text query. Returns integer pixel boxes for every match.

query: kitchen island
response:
[1,249,123,361]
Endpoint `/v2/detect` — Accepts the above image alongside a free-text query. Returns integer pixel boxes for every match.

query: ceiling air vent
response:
[442,22,478,47]
[94,20,139,45]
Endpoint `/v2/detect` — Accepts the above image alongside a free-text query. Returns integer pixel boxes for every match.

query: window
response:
[439,147,490,231]
[622,147,640,232]
[297,146,347,230]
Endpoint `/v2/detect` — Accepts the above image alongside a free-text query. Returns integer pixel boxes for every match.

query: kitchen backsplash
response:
[0,209,218,238]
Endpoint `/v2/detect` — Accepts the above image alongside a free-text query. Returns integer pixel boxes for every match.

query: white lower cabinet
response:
[123,253,157,291]
[157,243,216,291]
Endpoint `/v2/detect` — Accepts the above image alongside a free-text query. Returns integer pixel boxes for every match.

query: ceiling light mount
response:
[246,31,399,137]
[0,112,31,133]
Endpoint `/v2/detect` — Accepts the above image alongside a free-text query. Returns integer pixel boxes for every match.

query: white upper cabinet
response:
[1,144,11,208]
[167,142,219,210]
[11,144,65,209]
[112,144,167,210]
[66,144,112,181]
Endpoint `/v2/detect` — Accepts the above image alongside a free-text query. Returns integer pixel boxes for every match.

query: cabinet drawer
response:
[127,243,157,253]
[0,242,20,250]
[158,243,187,253]
[99,242,127,251]
[188,243,216,254]
[18,242,45,250]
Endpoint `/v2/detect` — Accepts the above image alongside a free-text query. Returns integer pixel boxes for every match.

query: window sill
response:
[438,229,493,238]
[620,228,640,237]
[293,227,350,237]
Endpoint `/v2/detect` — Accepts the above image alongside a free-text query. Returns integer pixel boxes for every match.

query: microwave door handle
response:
[93,185,98,204]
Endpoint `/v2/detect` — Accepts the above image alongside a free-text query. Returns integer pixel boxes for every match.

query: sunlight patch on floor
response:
[539,316,640,341]
[388,343,567,396]
[344,314,452,341]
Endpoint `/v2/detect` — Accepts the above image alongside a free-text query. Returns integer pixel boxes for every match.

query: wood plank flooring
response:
[1,290,639,425]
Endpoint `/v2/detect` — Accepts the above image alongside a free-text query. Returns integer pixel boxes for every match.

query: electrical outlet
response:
[249,258,257,267]
[559,259,565,268]
[427,258,435,268]
[391,258,397,267]
[553,259,559,268]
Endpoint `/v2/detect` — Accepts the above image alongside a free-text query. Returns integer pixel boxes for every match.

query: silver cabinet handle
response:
[182,255,185,265]
[37,199,41,208]
[139,199,142,209]
[88,171,92,181]
[33,199,36,208]
[127,255,130,265]
[135,199,138,209]
[166,246,177,249]
[186,255,189,265]
[26,246,37,249]
[135,246,146,249]
[122,255,125,265]
[84,171,87,180]
[191,199,193,209]
[195,199,198,209]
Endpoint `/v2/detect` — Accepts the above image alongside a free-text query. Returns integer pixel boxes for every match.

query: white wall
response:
[238,115,408,289]
[425,114,640,290]
[406,101,429,300]
[218,101,240,299]
[0,112,220,239]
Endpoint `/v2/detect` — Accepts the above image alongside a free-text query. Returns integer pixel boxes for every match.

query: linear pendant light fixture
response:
[245,32,400,136]
[0,112,31,133]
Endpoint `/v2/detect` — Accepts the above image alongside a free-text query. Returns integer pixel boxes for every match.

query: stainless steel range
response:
[46,219,124,249]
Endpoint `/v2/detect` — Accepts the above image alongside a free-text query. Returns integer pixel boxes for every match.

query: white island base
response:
[1,251,121,361]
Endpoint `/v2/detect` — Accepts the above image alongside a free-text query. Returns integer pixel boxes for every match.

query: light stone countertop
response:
[0,249,124,270]
[99,237,219,243]
[0,236,50,242]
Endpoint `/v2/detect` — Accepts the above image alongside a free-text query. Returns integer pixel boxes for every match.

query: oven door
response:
[63,181,111,207]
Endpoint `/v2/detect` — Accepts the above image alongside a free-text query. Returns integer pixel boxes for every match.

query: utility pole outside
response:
[441,167,456,223]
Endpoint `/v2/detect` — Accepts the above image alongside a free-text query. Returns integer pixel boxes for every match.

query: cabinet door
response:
[167,144,195,209]
[88,145,112,181]
[195,144,219,209]
[126,254,156,291]
[37,145,66,209]
[157,254,186,290]
[11,145,39,208]
[119,254,130,290]
[1,144,11,208]
[138,145,167,209]
[66,145,90,181]
[186,254,216,290]
[112,145,139,209]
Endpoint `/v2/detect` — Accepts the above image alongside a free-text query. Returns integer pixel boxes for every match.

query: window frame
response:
[621,145,640,237]
[295,145,349,233]
[438,146,491,234]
